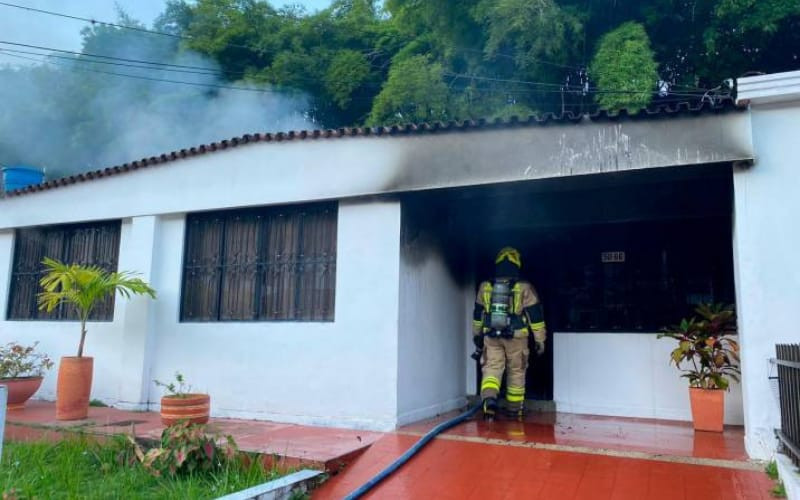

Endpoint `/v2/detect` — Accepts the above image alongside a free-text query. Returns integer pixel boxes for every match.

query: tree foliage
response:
[590,22,659,111]
[1,0,799,175]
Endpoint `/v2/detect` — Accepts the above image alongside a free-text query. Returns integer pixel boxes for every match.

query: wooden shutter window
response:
[7,221,121,321]
[181,203,337,322]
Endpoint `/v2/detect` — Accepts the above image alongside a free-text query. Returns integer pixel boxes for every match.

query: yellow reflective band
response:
[530,321,546,330]
[481,283,492,311]
[506,394,525,403]
[506,386,525,394]
[472,320,483,326]
[512,283,522,314]
[481,376,501,391]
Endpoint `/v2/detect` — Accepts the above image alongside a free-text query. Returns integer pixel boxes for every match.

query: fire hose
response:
[342,402,481,500]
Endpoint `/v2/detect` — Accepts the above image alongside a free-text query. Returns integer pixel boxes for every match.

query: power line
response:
[0,1,254,52]
[0,47,235,77]
[0,50,279,94]
[444,71,705,96]
[0,40,230,76]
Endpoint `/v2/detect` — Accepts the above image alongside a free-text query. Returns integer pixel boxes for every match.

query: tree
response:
[38,258,156,357]
[368,55,451,125]
[590,22,658,111]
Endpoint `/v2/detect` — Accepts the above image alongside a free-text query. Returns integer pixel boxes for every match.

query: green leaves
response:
[37,257,157,357]
[0,342,54,379]
[660,303,740,390]
[325,50,372,109]
[367,55,451,125]
[128,421,240,478]
[590,22,658,112]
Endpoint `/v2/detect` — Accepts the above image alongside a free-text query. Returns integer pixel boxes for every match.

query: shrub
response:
[0,342,53,379]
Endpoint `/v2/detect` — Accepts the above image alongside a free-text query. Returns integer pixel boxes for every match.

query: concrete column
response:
[114,216,160,410]
[734,71,800,459]
[0,230,14,321]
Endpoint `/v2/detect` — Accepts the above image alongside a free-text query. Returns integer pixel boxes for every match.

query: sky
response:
[0,0,334,54]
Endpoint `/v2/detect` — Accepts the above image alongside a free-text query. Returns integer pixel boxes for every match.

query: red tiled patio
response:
[4,401,382,471]
[315,412,772,500]
[4,402,773,499]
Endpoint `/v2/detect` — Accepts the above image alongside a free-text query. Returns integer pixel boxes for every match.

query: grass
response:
[765,460,787,498]
[1,436,284,499]
[88,399,109,407]
[766,460,779,480]
[771,481,787,498]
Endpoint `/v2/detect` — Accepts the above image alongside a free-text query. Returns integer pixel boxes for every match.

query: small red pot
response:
[2,376,44,410]
[160,394,210,426]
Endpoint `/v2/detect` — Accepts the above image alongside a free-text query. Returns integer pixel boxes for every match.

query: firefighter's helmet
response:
[495,247,522,268]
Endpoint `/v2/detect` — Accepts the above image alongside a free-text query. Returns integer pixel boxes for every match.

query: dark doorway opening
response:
[404,162,737,402]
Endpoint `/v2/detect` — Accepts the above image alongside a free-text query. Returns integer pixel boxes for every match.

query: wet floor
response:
[314,412,771,499]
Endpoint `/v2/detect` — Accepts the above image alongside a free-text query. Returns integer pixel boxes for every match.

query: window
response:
[544,217,735,332]
[7,221,121,320]
[180,203,337,322]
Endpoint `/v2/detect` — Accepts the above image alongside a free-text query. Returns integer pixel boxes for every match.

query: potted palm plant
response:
[658,303,740,432]
[37,257,156,420]
[0,341,54,410]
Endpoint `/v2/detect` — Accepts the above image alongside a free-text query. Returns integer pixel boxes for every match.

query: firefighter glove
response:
[534,340,546,356]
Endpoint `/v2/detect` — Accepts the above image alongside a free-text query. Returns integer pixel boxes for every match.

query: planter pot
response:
[2,376,44,410]
[160,394,210,426]
[56,356,94,421]
[689,387,724,432]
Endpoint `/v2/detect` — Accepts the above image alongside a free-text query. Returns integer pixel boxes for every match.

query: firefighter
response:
[472,247,546,419]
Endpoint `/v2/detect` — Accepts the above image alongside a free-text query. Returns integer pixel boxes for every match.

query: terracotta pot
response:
[689,387,724,432]
[56,356,94,421]
[160,394,210,426]
[2,376,44,410]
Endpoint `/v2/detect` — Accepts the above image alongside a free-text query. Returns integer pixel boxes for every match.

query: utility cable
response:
[0,50,278,94]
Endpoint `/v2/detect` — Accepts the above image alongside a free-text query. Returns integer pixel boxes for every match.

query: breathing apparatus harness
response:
[485,278,520,339]
[471,278,531,361]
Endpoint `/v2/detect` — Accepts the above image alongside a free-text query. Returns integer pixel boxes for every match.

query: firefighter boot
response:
[483,397,498,420]
[501,405,525,421]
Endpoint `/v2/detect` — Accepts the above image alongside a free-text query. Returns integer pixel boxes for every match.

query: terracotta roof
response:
[1,99,744,199]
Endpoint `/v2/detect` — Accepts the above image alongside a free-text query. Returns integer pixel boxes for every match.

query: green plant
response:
[658,303,741,390]
[37,257,156,357]
[1,435,281,498]
[0,341,54,379]
[154,372,194,398]
[766,460,779,480]
[772,481,787,498]
[89,399,109,407]
[128,421,238,477]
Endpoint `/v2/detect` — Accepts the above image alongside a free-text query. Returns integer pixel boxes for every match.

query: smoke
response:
[0,19,313,179]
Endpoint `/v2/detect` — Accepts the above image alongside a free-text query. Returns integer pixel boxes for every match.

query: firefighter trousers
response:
[479,336,529,411]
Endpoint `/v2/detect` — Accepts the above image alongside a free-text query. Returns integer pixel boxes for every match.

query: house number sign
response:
[601,251,626,263]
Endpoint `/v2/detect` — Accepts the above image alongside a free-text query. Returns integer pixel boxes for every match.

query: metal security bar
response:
[773,344,800,466]
[7,221,121,320]
[180,203,337,322]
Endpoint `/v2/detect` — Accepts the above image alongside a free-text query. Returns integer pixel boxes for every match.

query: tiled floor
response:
[401,411,749,461]
[314,412,771,500]
[314,434,772,500]
[5,401,381,470]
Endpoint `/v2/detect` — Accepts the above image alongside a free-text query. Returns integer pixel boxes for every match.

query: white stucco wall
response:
[0,221,137,404]
[733,78,800,458]
[0,201,403,430]
[397,214,467,425]
[553,332,744,424]
[146,201,402,430]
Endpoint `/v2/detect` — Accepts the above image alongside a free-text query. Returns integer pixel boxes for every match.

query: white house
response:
[1,70,798,461]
